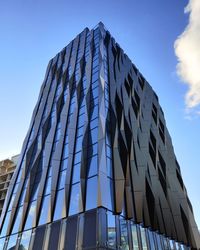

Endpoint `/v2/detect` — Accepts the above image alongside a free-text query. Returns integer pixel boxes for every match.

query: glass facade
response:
[0,23,199,249]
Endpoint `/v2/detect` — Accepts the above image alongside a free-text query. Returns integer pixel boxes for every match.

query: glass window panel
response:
[169,240,175,250]
[75,136,83,153]
[78,114,85,128]
[92,72,98,83]
[8,193,16,210]
[61,158,68,171]
[24,201,37,230]
[74,152,82,164]
[58,170,67,190]
[140,227,148,250]
[0,238,6,250]
[90,117,98,129]
[148,230,156,250]
[12,206,23,234]
[90,127,98,145]
[120,217,129,250]
[19,230,32,250]
[0,210,11,237]
[106,145,112,158]
[107,157,113,178]
[53,189,65,221]
[91,96,98,106]
[68,183,80,216]
[131,223,139,250]
[63,145,69,159]
[86,176,97,210]
[156,234,163,250]
[87,155,98,177]
[107,178,114,210]
[30,183,39,201]
[107,211,116,248]
[6,234,18,250]
[163,237,170,250]
[92,59,99,69]
[38,195,50,226]
[44,177,51,195]
[72,163,81,184]
[92,86,98,99]
[88,143,98,158]
[77,125,84,137]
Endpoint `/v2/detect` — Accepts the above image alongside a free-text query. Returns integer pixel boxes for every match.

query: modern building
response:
[0,155,19,216]
[0,23,199,250]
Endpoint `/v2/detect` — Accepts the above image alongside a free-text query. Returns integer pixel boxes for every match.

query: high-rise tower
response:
[0,23,199,250]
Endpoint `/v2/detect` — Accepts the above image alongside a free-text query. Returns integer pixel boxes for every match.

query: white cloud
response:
[174,0,200,111]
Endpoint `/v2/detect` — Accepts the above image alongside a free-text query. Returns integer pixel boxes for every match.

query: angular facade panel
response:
[0,23,199,249]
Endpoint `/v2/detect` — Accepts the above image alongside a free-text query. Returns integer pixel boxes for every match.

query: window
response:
[68,183,80,216]
[120,218,129,250]
[53,189,65,221]
[87,155,98,177]
[44,177,51,195]
[131,223,139,250]
[20,230,32,250]
[74,152,82,164]
[86,176,97,210]
[140,227,148,250]
[0,210,11,237]
[107,211,116,248]
[88,143,98,158]
[38,195,50,226]
[61,158,68,171]
[0,238,5,250]
[90,105,98,121]
[12,206,23,233]
[75,136,83,153]
[90,117,98,130]
[6,234,18,250]
[148,230,156,250]
[107,157,113,178]
[58,170,67,190]
[90,127,98,145]
[24,201,37,230]
[72,163,81,184]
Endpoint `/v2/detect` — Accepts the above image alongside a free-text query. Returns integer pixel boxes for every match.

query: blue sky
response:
[0,0,199,229]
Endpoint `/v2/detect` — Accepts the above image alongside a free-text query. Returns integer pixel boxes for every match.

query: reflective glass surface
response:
[120,217,129,250]
[24,201,37,230]
[53,189,65,221]
[131,223,139,250]
[68,183,80,216]
[38,195,50,226]
[140,227,148,250]
[86,176,97,210]
[12,206,23,234]
[6,233,18,250]
[19,230,32,250]
[107,211,116,248]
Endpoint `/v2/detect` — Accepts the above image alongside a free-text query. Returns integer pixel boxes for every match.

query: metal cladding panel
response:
[0,23,199,249]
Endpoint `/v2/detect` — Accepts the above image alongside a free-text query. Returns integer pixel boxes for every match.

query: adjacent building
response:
[0,155,18,216]
[0,23,199,250]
